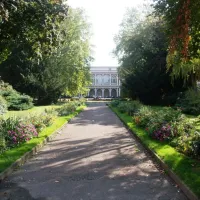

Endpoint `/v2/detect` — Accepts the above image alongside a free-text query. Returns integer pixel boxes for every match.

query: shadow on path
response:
[0,103,187,200]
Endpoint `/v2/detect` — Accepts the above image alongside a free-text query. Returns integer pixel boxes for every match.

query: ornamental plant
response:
[133,106,155,127]
[57,102,78,116]
[0,95,7,115]
[7,123,38,146]
[150,123,172,141]
[28,115,46,132]
[27,112,57,132]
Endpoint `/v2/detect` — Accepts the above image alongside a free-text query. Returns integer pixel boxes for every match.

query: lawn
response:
[0,105,86,173]
[4,105,61,118]
[110,106,200,198]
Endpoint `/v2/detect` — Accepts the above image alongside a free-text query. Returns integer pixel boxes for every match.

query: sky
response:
[68,0,148,67]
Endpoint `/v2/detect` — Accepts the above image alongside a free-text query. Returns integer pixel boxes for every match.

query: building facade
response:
[88,66,121,98]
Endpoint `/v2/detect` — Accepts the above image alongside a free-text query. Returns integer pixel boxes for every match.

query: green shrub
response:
[0,117,6,152]
[110,100,120,107]
[171,127,200,158]
[6,94,33,110]
[176,88,200,115]
[117,102,129,113]
[113,100,142,116]
[158,107,183,122]
[0,81,33,110]
[127,101,142,116]
[134,106,155,127]
[0,96,7,115]
[0,117,22,136]
[57,102,78,116]
[27,111,57,132]
[0,117,21,149]
[7,123,38,147]
[78,98,86,106]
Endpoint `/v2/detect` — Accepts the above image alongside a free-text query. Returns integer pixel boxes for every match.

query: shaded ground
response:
[0,103,187,200]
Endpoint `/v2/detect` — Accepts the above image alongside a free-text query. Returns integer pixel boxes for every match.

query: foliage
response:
[0,95,7,115]
[0,8,92,105]
[0,102,83,154]
[117,102,129,113]
[176,88,200,115]
[7,123,38,147]
[0,81,33,110]
[154,0,200,81]
[114,7,188,105]
[0,0,68,64]
[27,113,57,133]
[171,128,200,158]
[115,100,142,116]
[110,100,120,107]
[6,94,33,111]
[0,117,22,136]
[134,106,155,128]
[114,100,200,158]
[150,123,172,141]
[57,102,79,116]
[127,101,142,116]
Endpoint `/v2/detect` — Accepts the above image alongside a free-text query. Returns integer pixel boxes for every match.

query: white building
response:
[88,66,121,98]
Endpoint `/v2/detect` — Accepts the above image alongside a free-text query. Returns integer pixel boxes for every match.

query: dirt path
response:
[0,103,187,200]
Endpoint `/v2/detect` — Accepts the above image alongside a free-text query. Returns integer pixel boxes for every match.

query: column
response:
[95,74,96,86]
[110,74,111,85]
[119,88,121,97]
[117,88,119,97]
[95,88,97,97]
[109,88,112,97]
[102,89,105,98]
[117,75,119,86]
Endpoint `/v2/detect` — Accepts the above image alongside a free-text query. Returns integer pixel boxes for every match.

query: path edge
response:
[109,105,199,200]
[0,108,84,182]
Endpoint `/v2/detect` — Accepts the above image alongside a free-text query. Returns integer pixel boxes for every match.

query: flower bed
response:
[0,101,85,155]
[111,100,200,159]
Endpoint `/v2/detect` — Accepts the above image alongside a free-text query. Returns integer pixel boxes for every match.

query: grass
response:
[5,105,61,118]
[0,105,85,173]
[110,105,200,198]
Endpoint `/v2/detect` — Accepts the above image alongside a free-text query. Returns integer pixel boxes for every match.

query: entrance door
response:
[111,89,117,98]
[97,89,102,97]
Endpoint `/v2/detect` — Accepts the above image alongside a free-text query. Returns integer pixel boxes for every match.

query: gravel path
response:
[0,103,187,200]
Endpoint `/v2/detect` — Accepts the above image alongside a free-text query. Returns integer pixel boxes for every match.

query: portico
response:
[88,67,121,98]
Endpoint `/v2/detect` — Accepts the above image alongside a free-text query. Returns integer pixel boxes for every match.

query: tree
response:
[0,0,68,64]
[114,8,188,105]
[154,0,200,82]
[23,8,92,104]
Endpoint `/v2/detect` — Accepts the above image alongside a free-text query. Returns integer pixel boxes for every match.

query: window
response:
[92,74,95,85]
[111,75,117,85]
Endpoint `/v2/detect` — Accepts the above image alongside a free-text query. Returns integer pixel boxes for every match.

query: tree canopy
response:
[0,0,68,64]
[154,0,200,82]
[0,4,92,105]
[114,7,188,105]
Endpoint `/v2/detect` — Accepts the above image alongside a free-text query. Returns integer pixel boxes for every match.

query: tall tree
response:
[114,8,188,105]
[24,8,92,104]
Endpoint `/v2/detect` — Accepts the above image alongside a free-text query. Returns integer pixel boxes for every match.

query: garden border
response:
[0,108,84,182]
[109,105,199,200]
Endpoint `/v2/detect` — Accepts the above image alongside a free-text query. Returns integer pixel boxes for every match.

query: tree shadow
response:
[0,103,187,200]
[0,133,187,200]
